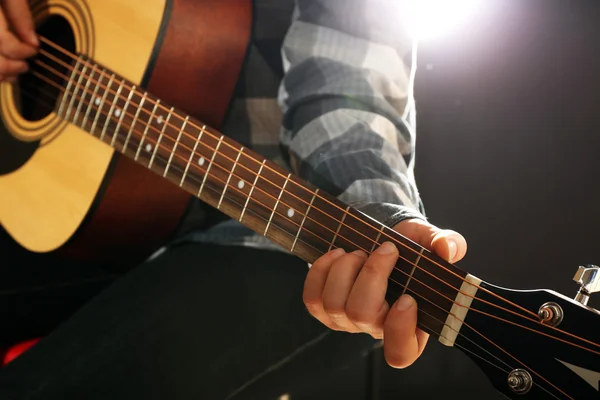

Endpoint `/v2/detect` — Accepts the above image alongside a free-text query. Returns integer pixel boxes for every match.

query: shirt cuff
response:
[352,201,427,229]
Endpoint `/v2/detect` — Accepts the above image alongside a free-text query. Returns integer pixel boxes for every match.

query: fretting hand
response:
[0,0,37,83]
[303,217,468,368]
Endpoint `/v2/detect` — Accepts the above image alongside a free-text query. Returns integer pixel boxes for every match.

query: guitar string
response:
[460,318,571,399]
[37,35,553,325]
[41,40,592,373]
[10,84,576,398]
[27,64,563,347]
[19,53,600,372]
[15,85,600,400]
[29,67,474,301]
[13,83,497,342]
[23,52,600,356]
[29,47,558,333]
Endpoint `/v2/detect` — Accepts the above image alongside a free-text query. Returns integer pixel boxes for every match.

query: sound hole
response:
[14,15,75,122]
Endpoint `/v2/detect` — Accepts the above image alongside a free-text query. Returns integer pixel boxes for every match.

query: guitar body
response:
[0,0,251,264]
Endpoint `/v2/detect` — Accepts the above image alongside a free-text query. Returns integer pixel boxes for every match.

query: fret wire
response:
[149,106,174,168]
[123,91,146,153]
[112,84,136,148]
[292,189,319,252]
[101,77,123,141]
[164,116,188,177]
[239,159,266,222]
[135,99,160,161]
[66,57,88,124]
[74,63,97,127]
[264,173,292,235]
[218,146,244,209]
[90,71,114,137]
[402,248,425,296]
[57,56,81,118]
[81,65,103,131]
[198,172,323,259]
[328,205,350,252]
[370,230,383,253]
[180,124,205,187]
[198,135,224,197]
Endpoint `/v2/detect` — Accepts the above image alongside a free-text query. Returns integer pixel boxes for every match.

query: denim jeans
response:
[0,242,376,399]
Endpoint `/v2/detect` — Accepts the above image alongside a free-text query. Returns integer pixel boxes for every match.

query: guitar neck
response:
[55,54,473,342]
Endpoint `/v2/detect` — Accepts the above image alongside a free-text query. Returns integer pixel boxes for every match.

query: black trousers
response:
[0,241,376,399]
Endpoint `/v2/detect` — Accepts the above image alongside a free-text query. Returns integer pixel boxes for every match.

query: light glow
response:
[399,0,482,40]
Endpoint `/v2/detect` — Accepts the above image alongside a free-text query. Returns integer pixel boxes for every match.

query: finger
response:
[0,29,37,59]
[383,294,429,368]
[345,241,400,338]
[393,218,467,263]
[431,229,467,263]
[321,250,367,333]
[2,0,38,47]
[0,5,7,31]
[303,248,346,329]
[0,56,28,77]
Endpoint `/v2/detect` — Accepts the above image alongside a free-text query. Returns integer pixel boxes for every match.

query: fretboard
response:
[53,54,471,341]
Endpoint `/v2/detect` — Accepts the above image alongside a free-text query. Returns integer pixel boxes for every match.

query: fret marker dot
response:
[145,143,152,152]
[237,180,245,189]
[114,108,121,117]
[94,97,101,106]
[198,157,205,166]
[157,115,164,124]
[287,208,295,218]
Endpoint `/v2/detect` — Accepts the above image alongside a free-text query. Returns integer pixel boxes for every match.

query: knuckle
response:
[310,257,329,271]
[360,260,384,279]
[302,295,322,314]
[322,304,345,317]
[345,308,371,326]
[0,58,6,74]
[322,301,345,319]
[335,253,358,267]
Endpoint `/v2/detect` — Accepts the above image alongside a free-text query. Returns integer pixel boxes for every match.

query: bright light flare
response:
[398,0,483,41]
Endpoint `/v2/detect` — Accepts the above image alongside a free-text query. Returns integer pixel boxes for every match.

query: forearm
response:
[279,0,426,226]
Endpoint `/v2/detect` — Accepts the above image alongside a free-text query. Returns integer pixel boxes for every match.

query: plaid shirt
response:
[178,0,426,252]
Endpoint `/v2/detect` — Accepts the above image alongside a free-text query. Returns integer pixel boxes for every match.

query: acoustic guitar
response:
[1,1,600,398]
[0,0,250,265]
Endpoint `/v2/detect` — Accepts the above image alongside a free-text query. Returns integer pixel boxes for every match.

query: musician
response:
[0,0,467,398]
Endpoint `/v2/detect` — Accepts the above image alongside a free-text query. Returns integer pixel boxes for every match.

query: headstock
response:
[455,265,600,399]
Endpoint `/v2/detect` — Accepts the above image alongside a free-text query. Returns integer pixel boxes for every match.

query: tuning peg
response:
[573,265,600,306]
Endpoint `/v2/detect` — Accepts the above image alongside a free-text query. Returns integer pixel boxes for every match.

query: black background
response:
[375,0,600,398]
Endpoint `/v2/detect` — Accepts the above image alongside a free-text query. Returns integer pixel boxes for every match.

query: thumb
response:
[393,218,467,263]
[383,294,429,369]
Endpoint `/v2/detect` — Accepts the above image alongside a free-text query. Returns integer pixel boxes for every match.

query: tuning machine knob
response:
[573,265,600,306]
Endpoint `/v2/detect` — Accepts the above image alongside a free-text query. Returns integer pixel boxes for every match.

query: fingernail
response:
[330,248,345,259]
[448,239,458,261]
[376,241,397,254]
[396,294,415,311]
[352,250,366,258]
[29,33,39,47]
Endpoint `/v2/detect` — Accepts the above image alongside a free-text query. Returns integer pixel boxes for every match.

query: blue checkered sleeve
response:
[278,0,426,227]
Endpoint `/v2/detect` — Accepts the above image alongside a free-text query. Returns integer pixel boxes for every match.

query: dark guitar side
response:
[57,0,252,266]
